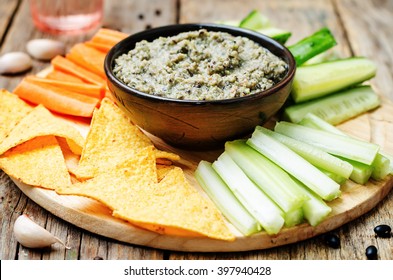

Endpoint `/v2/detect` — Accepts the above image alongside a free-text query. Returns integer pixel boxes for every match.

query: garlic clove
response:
[26,39,65,61]
[13,214,70,249]
[0,52,32,74]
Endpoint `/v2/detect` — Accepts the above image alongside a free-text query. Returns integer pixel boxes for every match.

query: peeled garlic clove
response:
[26,39,65,60]
[13,214,70,249]
[0,52,32,74]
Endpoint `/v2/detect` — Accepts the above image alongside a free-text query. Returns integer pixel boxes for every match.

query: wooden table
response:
[1,0,392,260]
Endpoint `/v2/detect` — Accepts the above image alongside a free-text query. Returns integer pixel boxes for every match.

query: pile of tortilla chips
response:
[0,89,234,241]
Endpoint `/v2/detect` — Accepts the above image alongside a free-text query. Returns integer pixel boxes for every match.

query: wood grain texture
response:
[103,0,177,33]
[334,0,393,100]
[0,0,20,44]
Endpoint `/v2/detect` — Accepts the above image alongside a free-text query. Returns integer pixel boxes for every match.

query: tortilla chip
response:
[0,105,85,156]
[0,89,32,141]
[155,150,181,162]
[57,152,157,208]
[0,136,71,190]
[115,146,158,184]
[57,137,80,174]
[156,164,175,182]
[59,153,233,241]
[73,97,154,179]
[113,167,234,241]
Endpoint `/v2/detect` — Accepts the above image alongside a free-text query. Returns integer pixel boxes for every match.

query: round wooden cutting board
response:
[10,99,393,252]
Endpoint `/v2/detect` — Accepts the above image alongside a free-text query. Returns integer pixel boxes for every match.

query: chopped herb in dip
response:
[113,29,288,101]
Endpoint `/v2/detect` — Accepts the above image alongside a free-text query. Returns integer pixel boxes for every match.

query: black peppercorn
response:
[374,224,391,238]
[365,245,378,260]
[324,233,340,249]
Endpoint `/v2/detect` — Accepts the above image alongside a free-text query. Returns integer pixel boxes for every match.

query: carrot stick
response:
[13,78,100,117]
[25,76,105,99]
[46,70,85,83]
[51,55,106,86]
[91,35,122,47]
[96,28,128,39]
[84,41,113,53]
[66,43,106,78]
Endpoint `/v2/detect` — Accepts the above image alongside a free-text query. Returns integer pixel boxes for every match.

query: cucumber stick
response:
[239,10,271,30]
[292,57,377,103]
[225,140,308,213]
[274,121,380,165]
[254,126,353,178]
[288,27,337,66]
[248,127,341,201]
[284,86,380,124]
[212,152,285,234]
[195,161,261,236]
[256,27,292,44]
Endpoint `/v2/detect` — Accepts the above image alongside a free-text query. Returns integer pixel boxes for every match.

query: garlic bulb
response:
[13,214,70,249]
[0,52,32,74]
[26,39,65,60]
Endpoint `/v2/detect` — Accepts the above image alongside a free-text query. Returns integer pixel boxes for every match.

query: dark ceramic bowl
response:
[105,23,296,149]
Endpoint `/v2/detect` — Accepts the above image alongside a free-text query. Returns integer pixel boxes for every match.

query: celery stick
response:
[333,156,373,184]
[284,208,304,227]
[371,154,391,180]
[299,112,348,134]
[319,168,347,185]
[255,126,353,179]
[212,152,285,234]
[225,140,308,213]
[195,161,261,236]
[274,121,380,165]
[300,113,389,181]
[248,127,341,201]
[291,177,332,226]
[288,27,337,66]
[381,152,393,175]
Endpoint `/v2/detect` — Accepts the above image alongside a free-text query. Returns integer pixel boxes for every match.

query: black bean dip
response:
[113,29,288,101]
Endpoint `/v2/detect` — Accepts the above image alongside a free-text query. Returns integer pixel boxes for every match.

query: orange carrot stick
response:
[96,28,128,39]
[25,76,105,99]
[66,43,106,78]
[51,55,106,86]
[46,70,85,83]
[84,41,113,53]
[13,78,100,117]
[91,33,125,47]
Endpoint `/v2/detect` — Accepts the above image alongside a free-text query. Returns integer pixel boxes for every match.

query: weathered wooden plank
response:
[334,0,393,100]
[0,0,20,43]
[103,0,177,34]
[0,171,26,260]
[179,0,351,56]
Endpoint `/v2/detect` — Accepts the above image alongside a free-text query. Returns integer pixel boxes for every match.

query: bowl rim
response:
[105,23,296,105]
